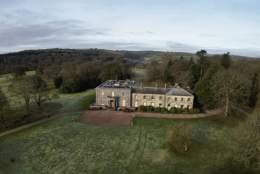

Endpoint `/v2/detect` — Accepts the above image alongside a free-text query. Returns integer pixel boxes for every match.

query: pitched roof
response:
[97,80,193,96]
[132,87,170,94]
[132,87,193,96]
[166,88,193,96]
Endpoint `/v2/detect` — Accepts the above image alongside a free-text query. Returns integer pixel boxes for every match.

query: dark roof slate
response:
[132,87,170,94]
[132,87,193,96]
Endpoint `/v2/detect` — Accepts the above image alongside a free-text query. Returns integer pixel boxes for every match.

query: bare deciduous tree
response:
[31,75,51,107]
[9,76,34,115]
[0,88,8,128]
[212,69,250,117]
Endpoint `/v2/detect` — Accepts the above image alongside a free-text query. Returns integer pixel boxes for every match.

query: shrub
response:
[138,106,198,114]
[154,107,161,113]
[188,108,200,114]
[161,107,169,114]
[169,107,186,114]
[60,80,80,93]
[138,105,147,112]
[54,76,63,88]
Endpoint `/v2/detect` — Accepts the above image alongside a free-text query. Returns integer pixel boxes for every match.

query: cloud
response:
[0,1,260,57]
[0,19,109,51]
[166,42,199,52]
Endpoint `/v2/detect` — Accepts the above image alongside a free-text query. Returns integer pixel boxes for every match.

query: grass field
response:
[0,89,239,174]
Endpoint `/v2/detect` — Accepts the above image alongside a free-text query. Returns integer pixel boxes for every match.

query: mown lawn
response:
[0,90,235,174]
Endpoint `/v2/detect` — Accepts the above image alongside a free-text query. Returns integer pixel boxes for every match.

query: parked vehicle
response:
[89,105,106,110]
[118,107,137,112]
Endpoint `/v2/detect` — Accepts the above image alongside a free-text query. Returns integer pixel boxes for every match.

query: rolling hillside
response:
[0,48,258,74]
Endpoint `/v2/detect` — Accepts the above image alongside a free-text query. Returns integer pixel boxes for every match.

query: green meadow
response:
[0,89,242,174]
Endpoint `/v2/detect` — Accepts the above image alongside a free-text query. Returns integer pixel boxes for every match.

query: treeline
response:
[2,48,133,93]
[0,49,167,75]
[0,53,132,130]
[146,50,260,115]
[0,49,136,74]
[0,73,52,130]
[1,48,253,75]
[39,59,132,93]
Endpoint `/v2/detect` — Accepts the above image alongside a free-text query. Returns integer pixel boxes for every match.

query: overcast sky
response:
[0,0,260,57]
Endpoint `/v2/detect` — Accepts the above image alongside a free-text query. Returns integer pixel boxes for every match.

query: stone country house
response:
[95,80,194,110]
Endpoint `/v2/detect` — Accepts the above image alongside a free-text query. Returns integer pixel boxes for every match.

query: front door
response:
[122,99,126,107]
[109,100,115,108]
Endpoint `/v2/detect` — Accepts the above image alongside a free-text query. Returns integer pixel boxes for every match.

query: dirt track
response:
[79,110,134,126]
[79,108,224,126]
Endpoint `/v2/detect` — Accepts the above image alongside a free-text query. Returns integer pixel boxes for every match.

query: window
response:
[135,101,138,107]
[122,92,125,96]
[122,100,126,107]
[143,95,146,99]
[159,96,162,100]
[181,98,184,101]
[187,98,190,101]
[144,102,147,106]
[151,96,155,99]
[159,103,162,107]
[168,104,170,107]
[181,105,184,109]
[187,105,190,109]
[175,97,177,101]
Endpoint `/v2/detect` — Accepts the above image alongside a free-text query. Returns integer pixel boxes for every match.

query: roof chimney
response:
[175,83,180,88]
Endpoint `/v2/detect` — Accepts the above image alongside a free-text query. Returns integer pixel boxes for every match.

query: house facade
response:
[95,80,194,109]
[95,80,134,109]
[132,87,194,109]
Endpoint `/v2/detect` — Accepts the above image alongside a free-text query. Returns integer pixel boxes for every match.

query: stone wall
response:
[96,87,132,107]
[132,93,194,109]
[132,93,166,107]
[165,95,194,109]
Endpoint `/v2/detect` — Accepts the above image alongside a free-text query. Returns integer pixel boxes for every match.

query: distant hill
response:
[0,49,123,74]
[0,48,258,74]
